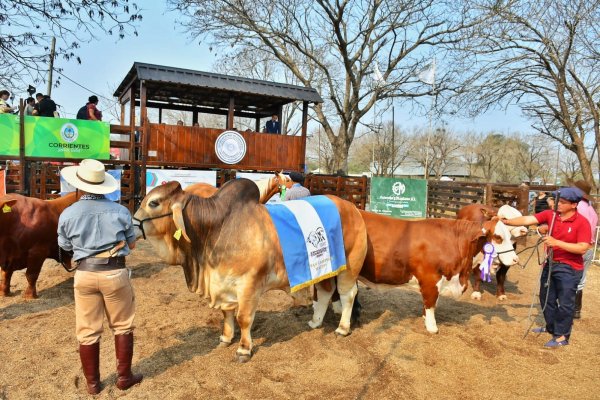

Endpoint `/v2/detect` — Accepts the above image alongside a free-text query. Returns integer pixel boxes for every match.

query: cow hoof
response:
[0,291,9,297]
[308,320,322,329]
[235,350,252,363]
[334,327,351,337]
[23,292,38,300]
[471,291,482,300]
[218,339,232,348]
[426,328,439,334]
[497,295,507,301]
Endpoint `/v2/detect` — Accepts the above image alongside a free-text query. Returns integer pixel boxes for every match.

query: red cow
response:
[357,210,519,333]
[0,193,76,298]
[457,204,527,300]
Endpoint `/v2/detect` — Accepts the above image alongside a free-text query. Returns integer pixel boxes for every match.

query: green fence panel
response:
[24,116,110,159]
[0,114,20,156]
[369,177,427,218]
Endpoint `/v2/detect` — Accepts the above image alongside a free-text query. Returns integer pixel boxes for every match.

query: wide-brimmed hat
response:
[573,180,591,200]
[61,159,118,194]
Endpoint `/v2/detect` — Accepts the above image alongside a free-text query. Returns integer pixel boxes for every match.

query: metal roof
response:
[113,62,322,116]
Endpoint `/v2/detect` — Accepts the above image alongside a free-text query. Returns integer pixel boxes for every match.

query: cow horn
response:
[171,203,191,243]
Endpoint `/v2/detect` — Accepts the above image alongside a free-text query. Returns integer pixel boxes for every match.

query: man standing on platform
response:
[265,113,281,134]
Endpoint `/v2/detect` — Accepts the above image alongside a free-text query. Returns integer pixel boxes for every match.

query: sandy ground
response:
[1,238,599,400]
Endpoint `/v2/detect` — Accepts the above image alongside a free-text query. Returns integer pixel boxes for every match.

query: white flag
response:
[373,61,386,85]
[418,59,436,85]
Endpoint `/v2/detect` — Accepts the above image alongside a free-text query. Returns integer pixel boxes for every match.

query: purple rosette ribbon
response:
[480,243,495,283]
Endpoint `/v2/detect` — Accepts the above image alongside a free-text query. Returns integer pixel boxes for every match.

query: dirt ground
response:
[1,238,599,400]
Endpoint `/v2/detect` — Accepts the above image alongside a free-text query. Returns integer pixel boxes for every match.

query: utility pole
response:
[47,37,56,96]
[391,106,395,177]
[318,126,321,171]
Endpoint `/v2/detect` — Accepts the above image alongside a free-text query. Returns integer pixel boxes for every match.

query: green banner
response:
[24,116,110,159]
[0,114,20,156]
[369,177,427,218]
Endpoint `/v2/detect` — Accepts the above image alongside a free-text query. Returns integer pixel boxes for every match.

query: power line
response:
[53,69,118,105]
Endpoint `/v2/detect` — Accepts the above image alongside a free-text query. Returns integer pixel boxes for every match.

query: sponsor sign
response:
[215,130,247,164]
[24,116,110,159]
[60,169,122,201]
[146,169,217,193]
[0,114,20,156]
[369,177,427,218]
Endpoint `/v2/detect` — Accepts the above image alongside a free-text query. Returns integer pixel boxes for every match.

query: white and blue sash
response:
[266,196,347,292]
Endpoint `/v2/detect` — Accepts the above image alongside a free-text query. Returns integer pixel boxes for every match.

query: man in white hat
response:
[57,159,142,394]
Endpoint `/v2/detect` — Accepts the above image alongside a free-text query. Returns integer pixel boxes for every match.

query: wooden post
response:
[128,85,136,211]
[518,183,530,215]
[140,117,150,198]
[485,183,494,206]
[120,103,125,125]
[300,101,308,171]
[255,117,261,133]
[227,95,235,130]
[18,98,26,195]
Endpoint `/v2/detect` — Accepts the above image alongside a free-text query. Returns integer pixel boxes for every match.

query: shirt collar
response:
[80,194,106,200]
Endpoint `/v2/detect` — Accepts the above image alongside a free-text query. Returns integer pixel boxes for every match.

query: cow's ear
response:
[171,202,191,243]
[1,199,18,212]
[480,208,490,218]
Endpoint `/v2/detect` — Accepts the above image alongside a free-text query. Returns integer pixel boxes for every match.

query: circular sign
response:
[215,130,247,164]
[60,123,79,143]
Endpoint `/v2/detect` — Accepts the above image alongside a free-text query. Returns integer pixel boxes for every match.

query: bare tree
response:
[0,1,142,91]
[408,127,463,178]
[169,0,482,173]
[459,0,600,188]
[350,122,410,176]
[512,132,554,184]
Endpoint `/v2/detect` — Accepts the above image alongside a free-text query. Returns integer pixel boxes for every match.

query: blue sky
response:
[45,4,533,134]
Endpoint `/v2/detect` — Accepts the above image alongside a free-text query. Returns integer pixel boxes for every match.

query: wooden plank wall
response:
[146,125,304,171]
[305,175,369,210]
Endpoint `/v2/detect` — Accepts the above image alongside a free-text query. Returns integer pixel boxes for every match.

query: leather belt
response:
[77,256,126,272]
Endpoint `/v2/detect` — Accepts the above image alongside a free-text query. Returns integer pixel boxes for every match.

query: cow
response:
[133,179,367,362]
[457,204,528,300]
[0,193,77,298]
[183,172,289,204]
[356,210,519,333]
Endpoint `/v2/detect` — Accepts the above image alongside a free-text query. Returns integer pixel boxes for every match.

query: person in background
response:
[284,171,311,201]
[86,95,102,121]
[176,120,184,126]
[265,113,281,134]
[33,92,57,117]
[572,180,598,319]
[503,187,590,348]
[0,90,15,114]
[25,97,36,115]
[534,191,550,213]
[57,159,142,394]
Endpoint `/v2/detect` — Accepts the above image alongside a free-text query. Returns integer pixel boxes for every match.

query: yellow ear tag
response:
[173,228,182,241]
[2,204,11,213]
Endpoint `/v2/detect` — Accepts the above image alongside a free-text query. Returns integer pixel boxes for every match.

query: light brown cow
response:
[133,178,367,362]
[0,193,77,298]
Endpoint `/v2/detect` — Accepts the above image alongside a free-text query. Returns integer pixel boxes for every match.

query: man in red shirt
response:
[502,187,590,348]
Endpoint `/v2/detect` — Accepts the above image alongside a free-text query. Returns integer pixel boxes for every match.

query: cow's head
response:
[480,218,519,266]
[133,181,191,266]
[497,205,528,239]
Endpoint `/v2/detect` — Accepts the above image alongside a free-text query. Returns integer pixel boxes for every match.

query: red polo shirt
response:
[535,209,591,270]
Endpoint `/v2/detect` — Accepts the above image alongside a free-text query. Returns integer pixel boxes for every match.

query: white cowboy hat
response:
[61,159,118,194]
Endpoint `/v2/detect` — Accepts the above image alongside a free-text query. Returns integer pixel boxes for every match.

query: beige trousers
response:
[74,268,136,345]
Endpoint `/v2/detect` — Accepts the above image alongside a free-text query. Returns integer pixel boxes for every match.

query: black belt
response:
[77,257,126,272]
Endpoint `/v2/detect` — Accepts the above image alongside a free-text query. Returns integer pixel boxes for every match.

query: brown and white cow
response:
[0,193,77,298]
[133,179,367,362]
[357,210,519,333]
[457,204,528,300]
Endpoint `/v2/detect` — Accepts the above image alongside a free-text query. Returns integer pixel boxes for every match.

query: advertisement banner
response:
[24,116,110,159]
[60,169,122,202]
[0,114,20,156]
[236,172,284,204]
[146,169,217,193]
[369,177,427,218]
